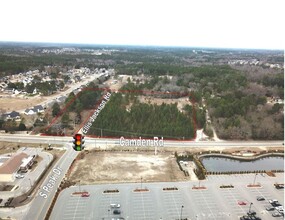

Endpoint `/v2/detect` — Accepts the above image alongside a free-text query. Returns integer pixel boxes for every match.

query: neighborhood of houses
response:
[228,59,283,69]
[40,47,118,55]
[0,67,114,132]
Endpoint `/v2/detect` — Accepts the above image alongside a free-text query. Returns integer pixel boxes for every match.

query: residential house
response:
[24,105,44,115]
[2,111,21,121]
[24,108,35,115]
[33,105,44,113]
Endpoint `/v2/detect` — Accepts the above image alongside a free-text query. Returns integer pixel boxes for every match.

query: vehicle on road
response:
[238,201,247,205]
[81,192,90,197]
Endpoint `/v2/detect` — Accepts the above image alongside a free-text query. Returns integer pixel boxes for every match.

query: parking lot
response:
[50,173,284,220]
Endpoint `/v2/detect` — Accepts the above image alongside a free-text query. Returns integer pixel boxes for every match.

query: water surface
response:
[201,156,284,172]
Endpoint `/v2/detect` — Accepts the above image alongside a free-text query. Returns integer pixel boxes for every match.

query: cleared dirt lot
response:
[0,95,46,112]
[68,151,186,184]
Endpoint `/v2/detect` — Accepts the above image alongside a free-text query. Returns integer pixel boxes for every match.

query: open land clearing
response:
[68,151,187,184]
[138,96,191,111]
[0,95,46,112]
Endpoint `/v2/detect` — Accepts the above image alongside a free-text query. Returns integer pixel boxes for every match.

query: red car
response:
[81,192,90,197]
[238,201,247,205]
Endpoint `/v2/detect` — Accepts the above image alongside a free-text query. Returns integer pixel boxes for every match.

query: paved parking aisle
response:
[190,189,231,220]
[130,191,156,220]
[62,195,90,220]
[162,189,185,220]
[219,187,248,218]
[97,192,121,219]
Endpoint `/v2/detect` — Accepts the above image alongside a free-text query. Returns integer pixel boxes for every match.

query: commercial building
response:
[0,152,36,182]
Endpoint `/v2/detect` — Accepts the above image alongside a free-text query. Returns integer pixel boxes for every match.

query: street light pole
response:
[253,173,258,185]
[248,202,253,213]
[180,205,184,220]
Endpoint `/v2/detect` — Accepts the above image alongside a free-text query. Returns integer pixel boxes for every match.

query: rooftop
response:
[0,152,28,174]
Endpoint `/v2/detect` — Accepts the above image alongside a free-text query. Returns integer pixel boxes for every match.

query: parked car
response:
[15,174,24,179]
[238,201,247,205]
[275,206,284,214]
[81,192,90,197]
[110,203,121,208]
[274,184,284,189]
[256,196,265,201]
[240,216,251,220]
[247,210,257,216]
[266,206,275,211]
[272,212,282,217]
[113,209,121,215]
[272,202,282,207]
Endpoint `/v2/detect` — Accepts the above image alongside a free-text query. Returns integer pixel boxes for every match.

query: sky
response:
[0,0,284,49]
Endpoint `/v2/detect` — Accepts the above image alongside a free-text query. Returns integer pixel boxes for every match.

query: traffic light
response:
[72,134,84,151]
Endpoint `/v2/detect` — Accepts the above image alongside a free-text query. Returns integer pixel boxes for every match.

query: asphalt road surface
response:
[0,134,283,148]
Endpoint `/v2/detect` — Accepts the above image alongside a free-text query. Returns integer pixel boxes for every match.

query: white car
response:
[275,206,284,213]
[15,174,24,179]
[110,203,120,208]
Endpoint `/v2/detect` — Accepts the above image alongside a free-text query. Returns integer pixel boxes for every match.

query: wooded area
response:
[88,93,195,139]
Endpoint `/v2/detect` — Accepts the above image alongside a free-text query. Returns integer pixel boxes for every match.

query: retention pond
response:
[201,156,284,172]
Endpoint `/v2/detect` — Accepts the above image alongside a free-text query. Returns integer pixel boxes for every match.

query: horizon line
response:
[0,40,283,51]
